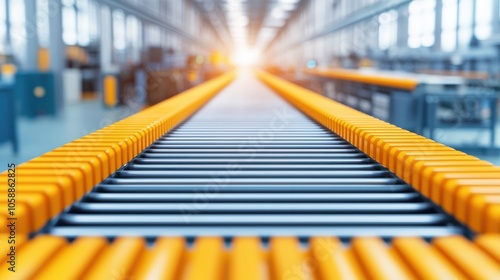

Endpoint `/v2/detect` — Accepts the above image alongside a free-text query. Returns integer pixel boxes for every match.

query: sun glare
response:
[232,49,260,66]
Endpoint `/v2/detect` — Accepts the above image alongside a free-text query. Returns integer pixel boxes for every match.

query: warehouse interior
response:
[1,0,500,279]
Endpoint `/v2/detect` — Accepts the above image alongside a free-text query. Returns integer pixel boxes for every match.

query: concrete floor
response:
[0,82,499,170]
[0,100,141,169]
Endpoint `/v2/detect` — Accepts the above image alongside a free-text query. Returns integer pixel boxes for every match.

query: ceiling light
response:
[271,7,288,19]
[278,3,297,11]
[264,17,286,27]
[232,48,260,66]
[228,16,249,26]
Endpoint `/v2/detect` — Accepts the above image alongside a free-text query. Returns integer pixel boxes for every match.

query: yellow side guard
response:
[0,72,235,234]
[303,68,419,91]
[257,70,500,234]
[0,235,498,279]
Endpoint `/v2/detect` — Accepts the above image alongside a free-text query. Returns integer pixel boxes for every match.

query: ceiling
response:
[195,0,302,52]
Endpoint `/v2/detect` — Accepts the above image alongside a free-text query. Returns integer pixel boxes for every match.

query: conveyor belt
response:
[1,71,499,279]
[47,73,465,239]
[1,234,500,279]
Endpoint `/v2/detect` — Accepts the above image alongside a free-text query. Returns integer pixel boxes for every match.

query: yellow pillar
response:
[103,75,118,107]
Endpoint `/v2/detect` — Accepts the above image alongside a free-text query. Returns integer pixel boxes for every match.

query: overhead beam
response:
[24,0,39,70]
[262,0,309,53]
[213,1,234,51]
[191,0,232,51]
[49,0,64,112]
[250,0,268,47]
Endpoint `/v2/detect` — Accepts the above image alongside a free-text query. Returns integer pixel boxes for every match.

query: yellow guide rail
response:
[0,72,236,234]
[0,70,499,279]
[0,234,499,279]
[257,70,500,234]
[303,68,419,91]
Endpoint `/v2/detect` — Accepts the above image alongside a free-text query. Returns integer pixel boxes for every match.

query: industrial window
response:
[0,0,5,51]
[314,0,325,33]
[62,0,77,45]
[441,0,457,51]
[76,0,90,46]
[9,0,26,66]
[9,0,26,45]
[36,0,50,48]
[408,0,435,48]
[378,10,398,50]
[87,0,100,43]
[126,15,142,51]
[112,10,126,51]
[458,0,473,47]
[475,0,492,40]
[146,24,161,47]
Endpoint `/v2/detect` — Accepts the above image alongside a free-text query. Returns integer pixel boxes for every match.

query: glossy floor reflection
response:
[0,99,140,170]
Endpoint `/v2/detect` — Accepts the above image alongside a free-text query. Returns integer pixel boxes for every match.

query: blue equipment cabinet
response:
[0,82,18,153]
[15,71,56,118]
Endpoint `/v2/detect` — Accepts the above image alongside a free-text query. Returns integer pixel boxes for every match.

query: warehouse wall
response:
[265,0,500,74]
[0,0,224,77]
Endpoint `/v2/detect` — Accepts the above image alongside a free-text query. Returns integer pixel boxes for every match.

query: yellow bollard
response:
[104,75,118,107]
[38,48,51,71]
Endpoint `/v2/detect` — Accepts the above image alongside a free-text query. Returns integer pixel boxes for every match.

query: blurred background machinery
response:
[0,0,231,158]
[263,0,500,162]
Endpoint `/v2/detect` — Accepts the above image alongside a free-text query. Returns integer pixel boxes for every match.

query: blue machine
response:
[419,91,499,152]
[0,82,18,153]
[308,69,499,152]
[15,71,56,118]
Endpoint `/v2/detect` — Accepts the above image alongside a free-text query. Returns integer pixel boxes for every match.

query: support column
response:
[469,0,479,47]
[24,0,39,70]
[455,0,460,49]
[5,0,11,46]
[493,0,500,34]
[49,0,64,112]
[142,20,147,51]
[397,5,409,49]
[100,5,113,72]
[434,0,442,51]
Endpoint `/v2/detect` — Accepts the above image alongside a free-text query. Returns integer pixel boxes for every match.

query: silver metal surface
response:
[50,226,464,240]
[126,163,381,170]
[82,193,421,202]
[58,214,448,226]
[115,170,389,178]
[94,183,413,193]
[47,76,467,238]
[71,202,434,213]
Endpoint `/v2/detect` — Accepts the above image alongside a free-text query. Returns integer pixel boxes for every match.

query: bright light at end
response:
[232,49,260,66]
